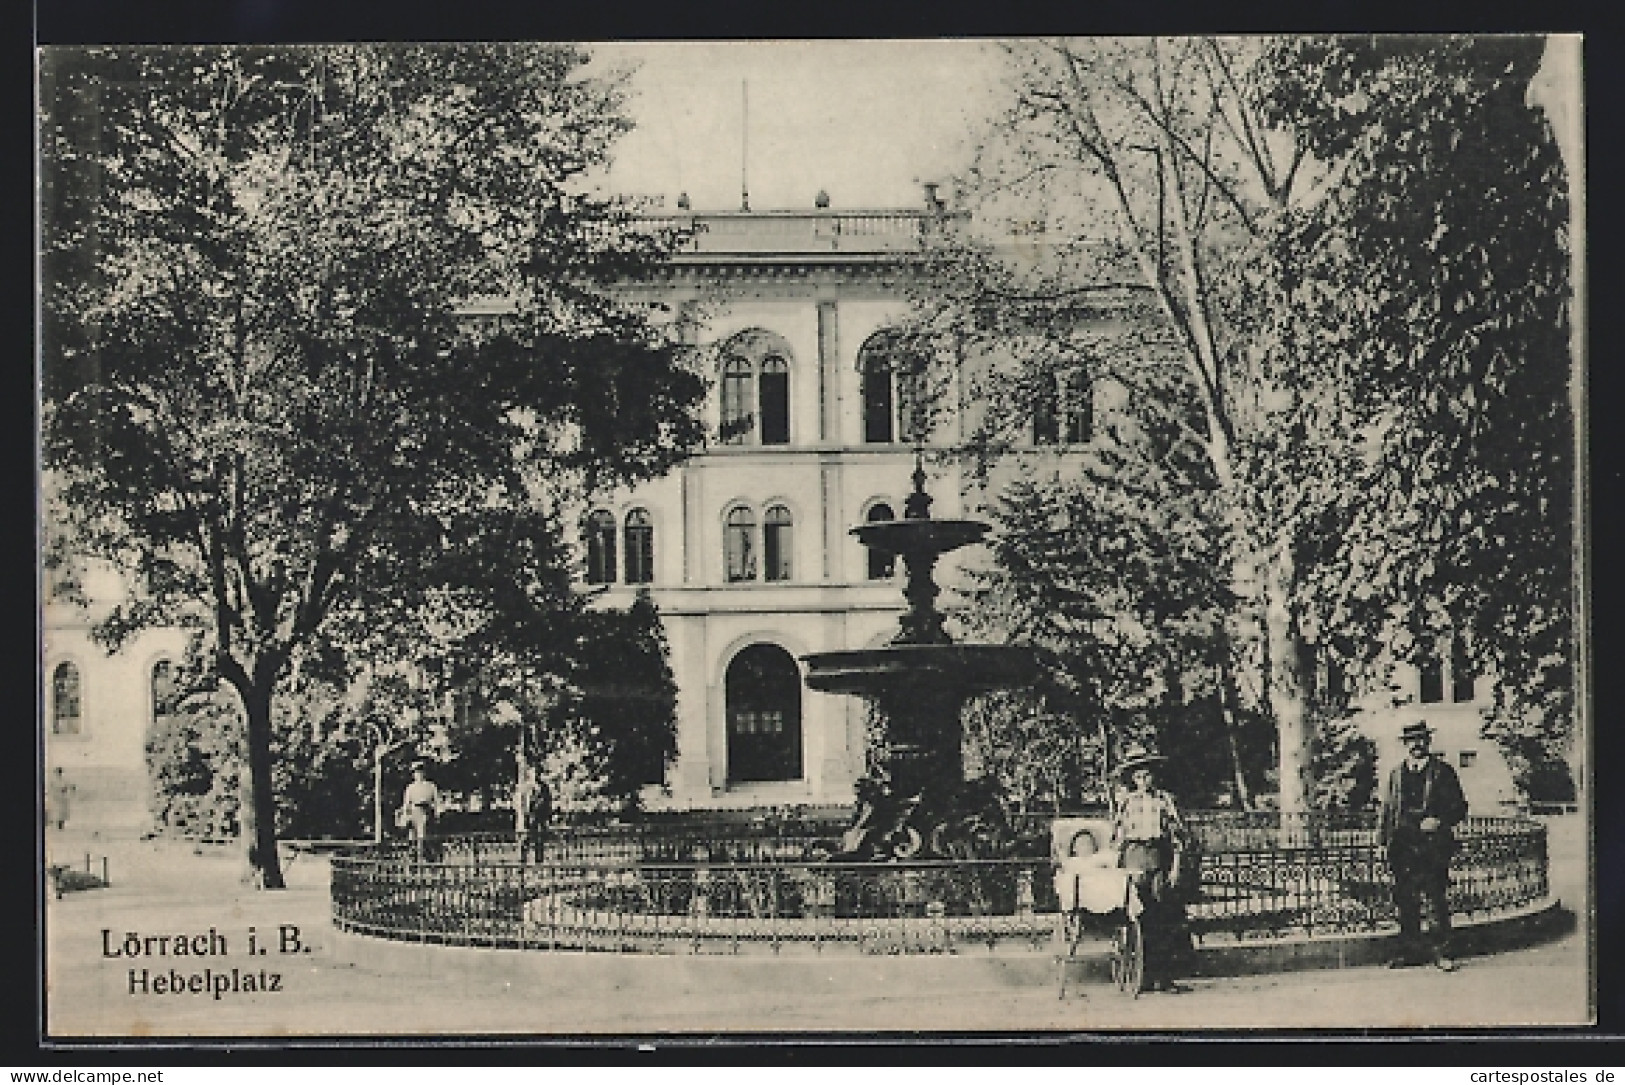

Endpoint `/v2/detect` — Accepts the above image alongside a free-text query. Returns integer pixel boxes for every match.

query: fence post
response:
[1015,868,1034,918]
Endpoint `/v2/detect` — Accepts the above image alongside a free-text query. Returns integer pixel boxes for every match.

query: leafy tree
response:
[569,589,680,811]
[926,36,1573,811]
[922,38,1324,813]
[267,670,375,839]
[40,44,706,886]
[146,687,244,840]
[1262,35,1575,798]
[1305,714,1378,811]
[958,457,1266,810]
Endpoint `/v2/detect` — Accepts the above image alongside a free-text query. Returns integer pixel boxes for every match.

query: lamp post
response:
[367,717,410,846]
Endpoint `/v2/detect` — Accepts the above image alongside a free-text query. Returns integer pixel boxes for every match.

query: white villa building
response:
[581,200,971,809]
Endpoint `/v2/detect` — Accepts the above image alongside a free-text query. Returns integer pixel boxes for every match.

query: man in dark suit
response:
[1379,719,1469,970]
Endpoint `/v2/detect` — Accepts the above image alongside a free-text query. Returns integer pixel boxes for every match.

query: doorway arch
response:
[724,643,804,784]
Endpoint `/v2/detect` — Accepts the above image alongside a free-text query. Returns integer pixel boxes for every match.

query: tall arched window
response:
[1032,378,1059,445]
[720,355,754,445]
[1034,367,1094,445]
[1061,369,1094,444]
[152,660,180,723]
[1418,636,1445,704]
[718,329,795,446]
[725,506,757,582]
[624,508,654,585]
[759,354,790,445]
[860,331,926,444]
[1450,634,1477,703]
[725,643,804,783]
[896,357,927,444]
[585,509,617,584]
[52,661,82,735]
[861,345,896,444]
[865,502,897,580]
[763,504,793,582]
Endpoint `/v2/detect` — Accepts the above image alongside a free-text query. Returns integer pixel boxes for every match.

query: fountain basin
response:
[852,517,989,558]
[803,644,1038,697]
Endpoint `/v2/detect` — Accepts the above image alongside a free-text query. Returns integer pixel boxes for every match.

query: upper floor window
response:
[720,355,754,445]
[1033,367,1094,446]
[866,502,897,580]
[624,508,654,585]
[725,506,757,582]
[763,504,794,582]
[52,661,82,735]
[1450,635,1477,703]
[1418,638,1445,704]
[585,509,617,585]
[1312,647,1348,709]
[152,660,180,722]
[862,350,894,444]
[860,331,928,445]
[1418,630,1476,705]
[759,355,790,445]
[718,330,794,446]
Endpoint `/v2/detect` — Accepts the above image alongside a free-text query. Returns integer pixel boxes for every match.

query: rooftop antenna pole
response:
[740,80,750,212]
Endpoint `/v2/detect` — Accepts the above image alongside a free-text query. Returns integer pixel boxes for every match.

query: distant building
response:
[43,561,187,838]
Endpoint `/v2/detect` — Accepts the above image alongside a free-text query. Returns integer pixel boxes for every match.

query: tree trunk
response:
[1263,538,1310,819]
[241,679,287,889]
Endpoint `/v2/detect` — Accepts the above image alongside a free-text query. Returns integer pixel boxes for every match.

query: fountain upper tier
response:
[802,453,1036,694]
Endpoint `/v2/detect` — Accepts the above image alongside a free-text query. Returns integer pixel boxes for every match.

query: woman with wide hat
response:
[1110,743,1195,992]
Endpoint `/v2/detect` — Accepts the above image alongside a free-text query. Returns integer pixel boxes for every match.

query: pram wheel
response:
[1111,917,1145,997]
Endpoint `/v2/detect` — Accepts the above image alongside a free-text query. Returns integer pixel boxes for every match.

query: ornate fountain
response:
[803,454,1038,859]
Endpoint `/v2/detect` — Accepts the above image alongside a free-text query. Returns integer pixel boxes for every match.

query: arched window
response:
[1450,634,1477,703]
[860,331,927,444]
[1418,637,1444,704]
[897,358,927,444]
[865,503,897,580]
[152,660,180,722]
[1034,367,1094,446]
[758,354,790,445]
[52,661,82,735]
[1061,369,1094,444]
[624,508,654,585]
[861,344,896,444]
[725,506,757,582]
[720,355,754,446]
[585,509,617,584]
[718,330,795,446]
[763,504,793,582]
[1032,378,1059,445]
[725,644,803,783]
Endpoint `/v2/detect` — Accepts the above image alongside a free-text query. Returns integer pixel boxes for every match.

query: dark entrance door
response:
[725,644,804,784]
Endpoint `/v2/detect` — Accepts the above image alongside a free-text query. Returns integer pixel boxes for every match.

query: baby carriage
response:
[1051,817,1146,999]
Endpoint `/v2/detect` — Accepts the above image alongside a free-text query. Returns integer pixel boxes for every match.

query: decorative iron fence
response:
[332,855,1053,954]
[330,812,1549,954]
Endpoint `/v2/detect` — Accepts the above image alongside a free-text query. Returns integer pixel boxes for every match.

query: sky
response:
[588,40,1010,213]
[587,37,1584,220]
